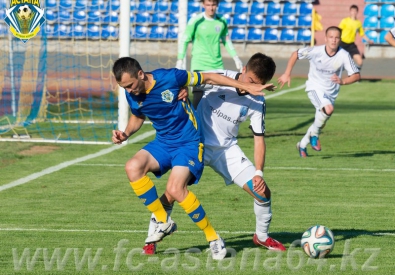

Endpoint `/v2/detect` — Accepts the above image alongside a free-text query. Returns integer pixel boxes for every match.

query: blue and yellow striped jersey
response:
[125,68,204,145]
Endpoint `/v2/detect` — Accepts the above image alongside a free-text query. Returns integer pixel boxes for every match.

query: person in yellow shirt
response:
[339,5,373,70]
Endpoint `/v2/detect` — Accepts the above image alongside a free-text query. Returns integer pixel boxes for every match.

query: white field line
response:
[75,163,395,173]
[0,85,305,192]
[0,130,156,192]
[0,227,393,237]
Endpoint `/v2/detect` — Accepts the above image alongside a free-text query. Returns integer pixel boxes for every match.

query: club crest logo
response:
[4,0,46,43]
[161,90,174,103]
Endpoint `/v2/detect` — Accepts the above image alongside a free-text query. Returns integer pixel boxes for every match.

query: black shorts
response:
[339,41,360,57]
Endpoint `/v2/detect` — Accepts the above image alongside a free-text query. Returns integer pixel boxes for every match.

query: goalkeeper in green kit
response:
[176,0,243,109]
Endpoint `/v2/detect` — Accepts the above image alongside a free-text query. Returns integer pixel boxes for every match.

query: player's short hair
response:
[201,0,219,4]
[325,26,342,36]
[113,57,142,82]
[350,5,358,11]
[245,53,276,84]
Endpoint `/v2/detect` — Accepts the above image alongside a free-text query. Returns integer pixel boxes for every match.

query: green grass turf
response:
[0,78,394,274]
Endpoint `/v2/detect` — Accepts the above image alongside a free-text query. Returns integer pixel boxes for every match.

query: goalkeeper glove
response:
[233,56,243,72]
[175,59,185,70]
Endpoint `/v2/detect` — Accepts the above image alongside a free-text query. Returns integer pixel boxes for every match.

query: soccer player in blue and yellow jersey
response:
[112,57,275,260]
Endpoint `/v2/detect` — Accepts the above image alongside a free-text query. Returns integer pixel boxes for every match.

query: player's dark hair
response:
[350,5,358,11]
[326,26,342,36]
[113,57,142,82]
[245,53,276,84]
[201,0,220,4]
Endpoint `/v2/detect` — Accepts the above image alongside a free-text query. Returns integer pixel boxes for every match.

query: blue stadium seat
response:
[234,1,249,14]
[283,1,298,15]
[218,1,233,14]
[380,16,394,28]
[380,4,395,17]
[247,28,263,41]
[154,1,169,12]
[166,25,178,39]
[46,10,58,22]
[363,4,379,17]
[88,0,107,12]
[296,28,311,43]
[188,1,202,14]
[363,30,378,43]
[281,14,297,27]
[59,10,72,23]
[249,14,264,26]
[57,24,71,38]
[87,24,100,40]
[73,10,87,23]
[149,25,166,39]
[267,1,281,15]
[265,14,280,26]
[170,1,179,13]
[233,13,248,26]
[364,0,379,2]
[130,11,135,23]
[0,23,6,37]
[222,13,231,25]
[133,25,149,39]
[46,0,57,8]
[298,14,312,27]
[299,2,313,15]
[136,12,151,24]
[263,28,279,42]
[250,1,265,15]
[45,23,57,38]
[130,1,137,12]
[101,24,119,40]
[138,0,154,13]
[382,0,395,3]
[231,27,246,41]
[75,0,88,10]
[72,24,86,39]
[169,13,179,24]
[280,28,295,42]
[108,0,120,12]
[103,11,119,24]
[188,12,200,20]
[59,0,73,9]
[87,11,102,23]
[363,16,379,29]
[152,13,168,24]
[379,30,388,44]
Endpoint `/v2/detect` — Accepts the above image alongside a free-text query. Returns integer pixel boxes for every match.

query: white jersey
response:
[390,27,395,38]
[197,70,265,148]
[298,45,359,99]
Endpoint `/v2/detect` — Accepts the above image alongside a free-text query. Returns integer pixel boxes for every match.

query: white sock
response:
[311,109,330,137]
[254,199,272,241]
[147,203,173,237]
[300,125,314,148]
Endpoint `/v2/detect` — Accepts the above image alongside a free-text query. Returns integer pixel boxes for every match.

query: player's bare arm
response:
[112,114,145,144]
[201,72,276,96]
[278,51,298,89]
[331,72,360,85]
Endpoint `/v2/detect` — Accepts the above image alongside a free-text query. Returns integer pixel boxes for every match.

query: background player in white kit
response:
[143,53,286,255]
[384,27,395,47]
[278,26,360,157]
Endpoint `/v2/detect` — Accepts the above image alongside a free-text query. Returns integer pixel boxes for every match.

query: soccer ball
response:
[17,5,32,20]
[301,225,335,258]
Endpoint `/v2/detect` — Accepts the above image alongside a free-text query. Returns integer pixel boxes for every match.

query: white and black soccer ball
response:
[301,225,335,258]
[17,5,32,20]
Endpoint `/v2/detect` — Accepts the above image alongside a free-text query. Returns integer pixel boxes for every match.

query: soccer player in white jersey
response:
[143,53,286,255]
[385,27,395,47]
[278,26,360,157]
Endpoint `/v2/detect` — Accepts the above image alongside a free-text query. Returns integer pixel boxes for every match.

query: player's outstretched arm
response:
[112,114,145,144]
[201,72,276,96]
[277,51,298,89]
[331,72,360,85]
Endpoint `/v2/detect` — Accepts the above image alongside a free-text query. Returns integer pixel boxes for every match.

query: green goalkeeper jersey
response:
[177,13,238,71]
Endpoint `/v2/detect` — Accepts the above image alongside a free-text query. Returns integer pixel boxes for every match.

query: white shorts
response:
[307,90,335,110]
[204,144,255,188]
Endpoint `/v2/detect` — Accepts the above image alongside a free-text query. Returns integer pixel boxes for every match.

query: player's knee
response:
[125,158,145,178]
[246,180,270,202]
[322,105,334,116]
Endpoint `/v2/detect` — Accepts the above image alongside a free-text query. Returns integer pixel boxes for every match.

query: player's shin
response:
[254,199,272,241]
[179,191,218,242]
[130,176,168,223]
[311,109,330,136]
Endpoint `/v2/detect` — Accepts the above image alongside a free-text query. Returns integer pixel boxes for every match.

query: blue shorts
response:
[142,139,204,185]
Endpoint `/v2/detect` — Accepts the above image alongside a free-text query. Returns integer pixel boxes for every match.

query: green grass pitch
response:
[0,78,394,274]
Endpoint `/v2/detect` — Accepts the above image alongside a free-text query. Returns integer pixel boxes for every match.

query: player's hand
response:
[175,59,185,70]
[233,56,243,72]
[331,74,342,84]
[243,83,276,96]
[252,176,267,194]
[277,74,291,89]
[177,86,189,101]
[112,130,128,144]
